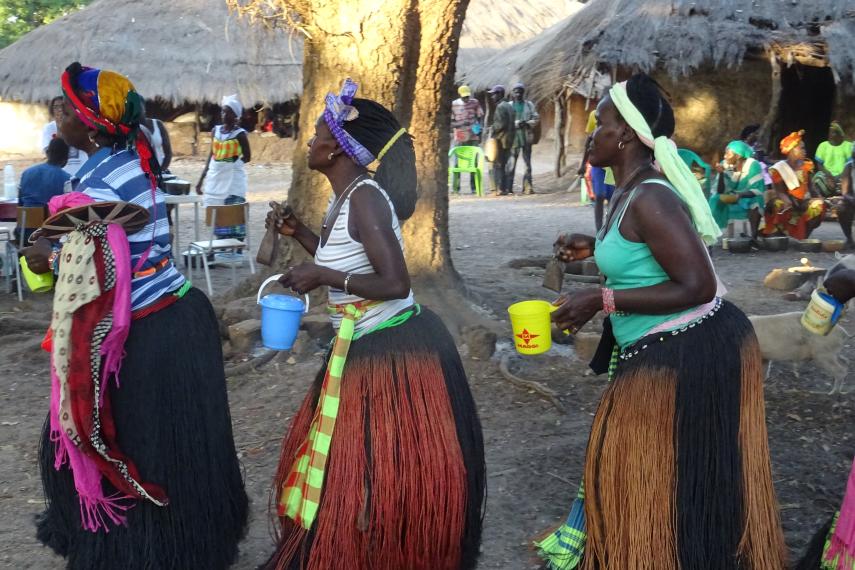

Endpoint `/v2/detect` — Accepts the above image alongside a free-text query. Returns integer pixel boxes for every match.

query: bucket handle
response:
[257,274,310,314]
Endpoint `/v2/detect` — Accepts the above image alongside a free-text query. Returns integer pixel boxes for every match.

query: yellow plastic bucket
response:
[19,256,54,293]
[800,289,840,336]
[508,300,558,355]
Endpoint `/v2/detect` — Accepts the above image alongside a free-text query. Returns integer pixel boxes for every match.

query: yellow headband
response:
[376,128,407,162]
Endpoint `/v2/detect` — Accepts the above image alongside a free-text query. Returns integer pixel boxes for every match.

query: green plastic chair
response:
[678,148,712,198]
[448,145,486,196]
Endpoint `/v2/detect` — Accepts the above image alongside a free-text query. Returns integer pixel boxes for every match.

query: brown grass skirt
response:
[582,300,787,570]
[264,308,485,570]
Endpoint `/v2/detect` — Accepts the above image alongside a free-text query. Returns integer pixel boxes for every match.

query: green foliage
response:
[0,0,93,49]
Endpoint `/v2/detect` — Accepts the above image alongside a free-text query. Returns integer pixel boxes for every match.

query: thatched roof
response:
[0,0,302,105]
[456,0,584,79]
[464,0,855,100]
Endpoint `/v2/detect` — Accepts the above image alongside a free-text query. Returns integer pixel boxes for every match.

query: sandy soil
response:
[0,150,852,569]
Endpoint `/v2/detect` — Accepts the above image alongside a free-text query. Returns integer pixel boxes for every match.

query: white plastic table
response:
[164,194,203,266]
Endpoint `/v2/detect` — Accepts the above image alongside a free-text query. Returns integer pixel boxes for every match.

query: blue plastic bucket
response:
[256,274,309,350]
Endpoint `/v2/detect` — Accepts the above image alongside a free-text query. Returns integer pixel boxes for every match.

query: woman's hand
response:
[278,263,326,295]
[265,201,299,237]
[824,269,855,305]
[20,237,53,274]
[550,288,603,333]
[554,233,595,262]
[195,180,204,195]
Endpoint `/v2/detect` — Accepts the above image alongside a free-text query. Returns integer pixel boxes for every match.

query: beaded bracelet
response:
[602,287,616,315]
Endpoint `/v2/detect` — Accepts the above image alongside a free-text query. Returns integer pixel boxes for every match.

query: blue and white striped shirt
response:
[77,150,185,310]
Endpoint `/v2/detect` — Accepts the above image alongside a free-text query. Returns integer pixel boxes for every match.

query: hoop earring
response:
[618,141,626,151]
[328,152,335,161]
[89,134,100,149]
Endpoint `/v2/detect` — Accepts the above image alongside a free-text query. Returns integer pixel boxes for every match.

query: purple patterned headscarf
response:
[323,78,376,166]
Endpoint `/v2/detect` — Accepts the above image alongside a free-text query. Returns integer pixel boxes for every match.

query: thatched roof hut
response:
[464,0,855,161]
[0,0,302,105]
[456,0,583,78]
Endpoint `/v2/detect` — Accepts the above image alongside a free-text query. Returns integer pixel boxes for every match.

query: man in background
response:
[450,84,484,193]
[488,84,515,195]
[16,138,70,243]
[509,83,539,194]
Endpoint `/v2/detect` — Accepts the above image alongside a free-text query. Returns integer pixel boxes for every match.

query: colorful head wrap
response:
[780,130,804,155]
[609,81,721,246]
[726,140,754,159]
[221,94,243,118]
[323,78,376,166]
[322,78,407,167]
[830,121,845,137]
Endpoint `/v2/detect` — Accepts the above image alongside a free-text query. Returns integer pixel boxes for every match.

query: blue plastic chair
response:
[678,148,712,198]
[448,145,486,196]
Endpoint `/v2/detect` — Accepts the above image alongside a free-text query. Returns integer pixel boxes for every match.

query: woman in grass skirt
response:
[538,73,787,570]
[23,63,247,569]
[263,78,485,570]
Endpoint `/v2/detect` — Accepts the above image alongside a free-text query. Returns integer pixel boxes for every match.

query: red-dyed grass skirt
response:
[265,308,485,570]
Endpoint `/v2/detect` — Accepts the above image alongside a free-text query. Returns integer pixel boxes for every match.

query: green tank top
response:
[594,179,696,348]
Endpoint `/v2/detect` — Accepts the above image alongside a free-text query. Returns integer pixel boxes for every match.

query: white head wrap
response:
[221,94,243,118]
[609,81,721,246]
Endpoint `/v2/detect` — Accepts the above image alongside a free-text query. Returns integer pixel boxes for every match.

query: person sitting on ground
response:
[15,138,71,243]
[763,130,826,240]
[739,123,772,185]
[837,144,855,249]
[40,95,88,176]
[450,84,484,194]
[196,94,251,239]
[709,140,765,241]
[579,108,615,230]
[509,83,540,195]
[814,121,853,197]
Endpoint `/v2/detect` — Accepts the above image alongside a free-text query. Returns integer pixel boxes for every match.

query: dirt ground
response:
[0,150,853,569]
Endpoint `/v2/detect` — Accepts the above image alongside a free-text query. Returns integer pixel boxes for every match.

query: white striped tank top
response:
[314,179,415,333]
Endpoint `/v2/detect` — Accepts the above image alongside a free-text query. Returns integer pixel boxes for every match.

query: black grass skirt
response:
[36,287,248,569]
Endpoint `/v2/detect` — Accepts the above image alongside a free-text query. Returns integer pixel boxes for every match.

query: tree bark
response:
[757,52,782,155]
[553,91,566,178]
[230,0,468,283]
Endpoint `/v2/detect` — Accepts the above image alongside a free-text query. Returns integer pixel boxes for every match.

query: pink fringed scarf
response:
[826,457,855,569]
[46,193,165,532]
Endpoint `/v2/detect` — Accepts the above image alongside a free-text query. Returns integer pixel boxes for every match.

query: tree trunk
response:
[226,0,497,333]
[757,52,782,155]
[553,91,566,178]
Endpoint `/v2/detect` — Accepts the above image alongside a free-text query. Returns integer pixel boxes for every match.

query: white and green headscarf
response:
[610,81,721,246]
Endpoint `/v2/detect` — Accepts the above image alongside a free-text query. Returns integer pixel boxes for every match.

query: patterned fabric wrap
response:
[780,130,805,155]
[212,137,243,162]
[278,302,367,528]
[323,78,376,167]
[61,63,160,267]
[49,217,167,533]
[536,483,587,569]
[824,457,855,570]
[278,301,420,529]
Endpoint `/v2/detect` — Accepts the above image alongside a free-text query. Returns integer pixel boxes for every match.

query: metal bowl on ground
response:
[761,236,789,252]
[161,173,177,182]
[798,239,822,253]
[822,239,845,253]
[724,238,752,253]
[164,179,191,195]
